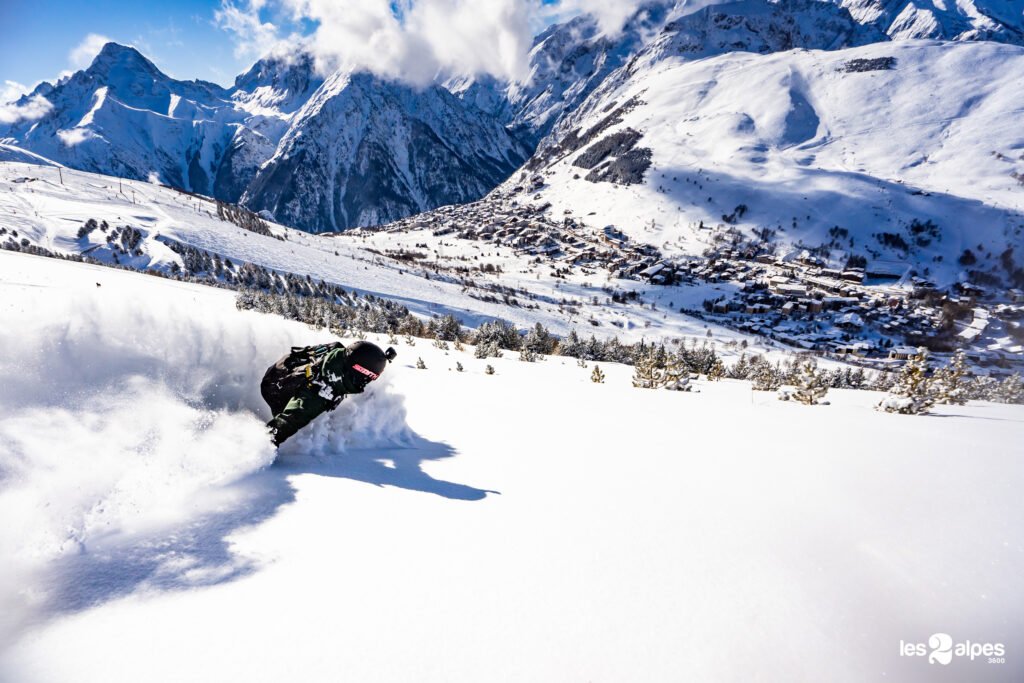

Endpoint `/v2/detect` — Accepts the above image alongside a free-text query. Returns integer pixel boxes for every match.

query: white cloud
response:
[2,81,30,106]
[69,33,113,70]
[539,0,646,35]
[215,1,291,61]
[56,128,93,146]
[214,0,660,86]
[216,0,540,86]
[0,94,53,125]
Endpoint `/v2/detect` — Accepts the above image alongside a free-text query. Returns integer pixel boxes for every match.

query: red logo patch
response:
[352,364,379,380]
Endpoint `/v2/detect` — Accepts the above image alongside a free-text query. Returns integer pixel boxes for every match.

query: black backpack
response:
[260,342,345,415]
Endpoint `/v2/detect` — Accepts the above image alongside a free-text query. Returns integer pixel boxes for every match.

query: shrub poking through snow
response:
[475,340,502,359]
[750,359,783,391]
[485,364,495,375]
[591,365,605,384]
[706,358,725,381]
[662,352,690,390]
[519,347,538,362]
[632,350,660,389]
[877,348,935,415]
[995,373,1023,404]
[933,350,970,405]
[792,359,828,405]
[416,357,426,370]
[455,362,464,372]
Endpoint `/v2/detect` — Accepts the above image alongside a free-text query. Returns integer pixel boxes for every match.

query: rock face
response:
[242,72,530,232]
[0,44,528,232]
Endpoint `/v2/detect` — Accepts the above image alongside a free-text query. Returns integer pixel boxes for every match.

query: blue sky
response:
[1,0,257,89]
[0,0,579,94]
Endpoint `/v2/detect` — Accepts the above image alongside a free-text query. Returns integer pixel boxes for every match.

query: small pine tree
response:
[632,351,661,389]
[416,357,426,370]
[877,348,935,415]
[474,340,502,359]
[591,365,605,383]
[750,360,782,391]
[485,364,495,375]
[662,352,691,391]
[433,339,450,350]
[519,347,538,362]
[792,360,828,405]
[454,339,464,352]
[967,375,999,401]
[933,350,970,405]
[455,361,464,372]
[995,373,1023,404]
[577,357,588,368]
[404,334,416,346]
[706,357,725,381]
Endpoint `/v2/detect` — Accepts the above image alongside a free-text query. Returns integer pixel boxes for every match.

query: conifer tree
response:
[662,351,691,391]
[632,350,661,389]
[416,357,426,370]
[485,364,495,375]
[934,350,970,405]
[792,359,828,405]
[455,362,464,372]
[995,373,1023,404]
[591,365,605,384]
[877,348,935,415]
[706,357,726,381]
[750,360,782,391]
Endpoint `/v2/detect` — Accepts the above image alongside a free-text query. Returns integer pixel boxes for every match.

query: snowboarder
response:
[261,340,397,446]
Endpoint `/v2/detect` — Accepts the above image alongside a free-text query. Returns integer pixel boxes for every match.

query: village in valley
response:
[347,173,1024,378]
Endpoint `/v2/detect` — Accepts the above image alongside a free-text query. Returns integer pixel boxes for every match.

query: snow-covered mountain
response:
[451,0,1022,144]
[509,34,1024,287]
[1,44,251,198]
[243,72,529,233]
[0,43,528,232]
[447,4,672,141]
[830,0,1024,43]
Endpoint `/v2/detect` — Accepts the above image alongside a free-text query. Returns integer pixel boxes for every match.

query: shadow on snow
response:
[37,431,495,621]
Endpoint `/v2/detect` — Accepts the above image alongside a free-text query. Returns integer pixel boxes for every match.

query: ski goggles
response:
[351,364,380,381]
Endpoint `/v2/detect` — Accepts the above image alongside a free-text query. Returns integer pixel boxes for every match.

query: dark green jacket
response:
[268,347,365,445]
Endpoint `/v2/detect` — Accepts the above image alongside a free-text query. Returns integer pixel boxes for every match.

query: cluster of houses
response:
[378,192,664,279]
[669,247,1023,368]
[368,198,1022,370]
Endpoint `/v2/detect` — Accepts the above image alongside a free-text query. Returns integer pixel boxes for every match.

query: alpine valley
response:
[2,0,1024,367]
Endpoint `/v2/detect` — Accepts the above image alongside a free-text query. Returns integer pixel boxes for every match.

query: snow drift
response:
[0,254,409,644]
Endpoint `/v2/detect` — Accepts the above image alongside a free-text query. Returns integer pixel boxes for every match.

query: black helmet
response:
[344,341,397,391]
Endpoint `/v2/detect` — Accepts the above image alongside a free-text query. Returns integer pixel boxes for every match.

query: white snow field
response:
[0,250,1022,682]
[0,159,792,354]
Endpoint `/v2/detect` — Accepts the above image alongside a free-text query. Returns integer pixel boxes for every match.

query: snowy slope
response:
[0,161,788,354]
[516,39,1024,286]
[0,250,1022,682]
